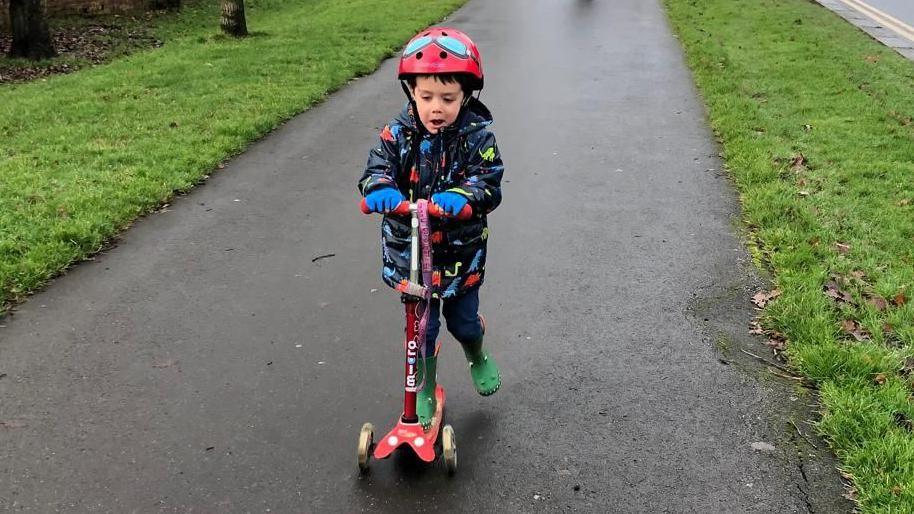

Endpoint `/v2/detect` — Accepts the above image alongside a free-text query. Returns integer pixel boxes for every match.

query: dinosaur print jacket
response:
[358,97,504,299]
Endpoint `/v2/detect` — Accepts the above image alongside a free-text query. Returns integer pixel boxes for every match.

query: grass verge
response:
[663,0,914,510]
[0,0,465,309]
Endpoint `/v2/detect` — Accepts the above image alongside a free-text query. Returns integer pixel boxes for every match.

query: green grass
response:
[663,0,914,510]
[0,0,465,307]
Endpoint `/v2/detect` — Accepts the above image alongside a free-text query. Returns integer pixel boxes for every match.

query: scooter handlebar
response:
[360,198,473,220]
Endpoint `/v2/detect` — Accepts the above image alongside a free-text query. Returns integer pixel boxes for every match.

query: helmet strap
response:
[400,80,414,103]
[401,80,428,136]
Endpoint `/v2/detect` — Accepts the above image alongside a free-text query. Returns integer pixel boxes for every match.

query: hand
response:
[365,188,405,213]
[431,192,469,217]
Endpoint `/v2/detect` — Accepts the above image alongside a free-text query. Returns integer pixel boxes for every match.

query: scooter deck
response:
[373,385,445,463]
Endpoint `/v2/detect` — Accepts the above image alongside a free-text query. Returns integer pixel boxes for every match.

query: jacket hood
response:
[394,96,493,137]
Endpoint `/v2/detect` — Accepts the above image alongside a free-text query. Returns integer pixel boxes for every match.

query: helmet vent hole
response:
[423,32,430,36]
[440,51,448,59]
[441,31,448,36]
[416,52,423,60]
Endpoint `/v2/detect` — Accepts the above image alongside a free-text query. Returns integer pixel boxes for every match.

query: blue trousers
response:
[424,288,483,355]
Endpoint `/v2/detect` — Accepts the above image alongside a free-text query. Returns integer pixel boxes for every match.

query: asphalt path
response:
[0,0,852,512]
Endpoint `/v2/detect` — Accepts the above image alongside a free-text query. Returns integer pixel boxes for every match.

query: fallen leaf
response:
[841,319,870,341]
[865,55,880,63]
[831,273,851,286]
[843,487,859,502]
[888,111,913,127]
[891,485,904,495]
[766,338,786,351]
[766,330,787,351]
[893,412,913,431]
[751,289,781,308]
[898,198,912,207]
[901,357,914,376]
[874,373,887,385]
[852,327,871,341]
[867,295,888,311]
[836,242,851,255]
[894,291,907,306]
[850,270,866,281]
[798,190,810,197]
[790,153,807,172]
[824,281,854,304]
[749,319,765,335]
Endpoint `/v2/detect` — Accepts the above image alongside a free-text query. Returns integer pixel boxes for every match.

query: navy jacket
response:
[358,98,504,298]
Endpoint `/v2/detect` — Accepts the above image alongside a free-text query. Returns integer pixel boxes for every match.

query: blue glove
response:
[365,188,405,213]
[431,191,469,217]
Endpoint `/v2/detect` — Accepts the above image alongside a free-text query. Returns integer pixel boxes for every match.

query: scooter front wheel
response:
[442,424,457,475]
[357,422,374,474]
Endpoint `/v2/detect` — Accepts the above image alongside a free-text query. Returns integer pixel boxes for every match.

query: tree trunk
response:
[220,0,247,38]
[8,0,56,60]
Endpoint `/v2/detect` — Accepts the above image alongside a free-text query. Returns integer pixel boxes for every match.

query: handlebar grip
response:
[428,202,473,220]
[391,201,411,216]
[360,199,411,215]
[360,198,473,220]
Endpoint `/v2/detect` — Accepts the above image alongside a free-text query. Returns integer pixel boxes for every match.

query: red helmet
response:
[398,27,484,91]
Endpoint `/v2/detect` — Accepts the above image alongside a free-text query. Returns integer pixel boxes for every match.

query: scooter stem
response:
[402,300,420,423]
[402,203,424,423]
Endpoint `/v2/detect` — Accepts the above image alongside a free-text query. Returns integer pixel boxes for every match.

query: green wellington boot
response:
[415,355,437,430]
[461,316,501,396]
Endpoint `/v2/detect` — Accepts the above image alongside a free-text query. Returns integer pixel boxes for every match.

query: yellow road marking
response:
[838,0,914,43]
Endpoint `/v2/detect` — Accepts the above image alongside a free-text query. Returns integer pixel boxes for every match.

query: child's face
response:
[411,76,465,134]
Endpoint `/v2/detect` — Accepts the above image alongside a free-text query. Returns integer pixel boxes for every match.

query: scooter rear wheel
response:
[357,422,374,473]
[442,424,457,475]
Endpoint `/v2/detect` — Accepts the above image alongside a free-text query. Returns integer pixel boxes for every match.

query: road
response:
[0,0,851,512]
[827,0,914,48]
[852,0,914,29]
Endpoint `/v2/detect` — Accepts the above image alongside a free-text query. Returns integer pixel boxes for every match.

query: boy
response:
[358,28,504,428]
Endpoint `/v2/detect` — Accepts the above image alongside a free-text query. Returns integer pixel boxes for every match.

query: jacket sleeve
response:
[450,131,503,214]
[358,124,401,196]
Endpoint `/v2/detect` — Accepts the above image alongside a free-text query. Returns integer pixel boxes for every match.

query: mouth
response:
[429,119,446,129]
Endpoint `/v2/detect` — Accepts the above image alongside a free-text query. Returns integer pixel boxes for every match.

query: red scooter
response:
[357,198,472,475]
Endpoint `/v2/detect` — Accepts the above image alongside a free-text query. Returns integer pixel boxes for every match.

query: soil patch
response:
[0,15,162,83]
